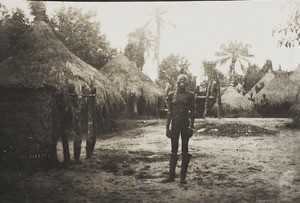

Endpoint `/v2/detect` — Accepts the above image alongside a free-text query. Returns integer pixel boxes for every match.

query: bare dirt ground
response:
[1,118,300,203]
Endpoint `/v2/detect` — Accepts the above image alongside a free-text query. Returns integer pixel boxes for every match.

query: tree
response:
[273,0,300,47]
[50,7,117,69]
[157,54,196,92]
[243,64,263,92]
[28,0,49,22]
[215,40,253,83]
[124,42,144,70]
[124,27,155,70]
[145,8,176,79]
[0,4,10,62]
[0,6,29,63]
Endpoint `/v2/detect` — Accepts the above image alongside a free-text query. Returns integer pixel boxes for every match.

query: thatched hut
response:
[289,65,300,125]
[213,85,255,117]
[100,55,165,118]
[255,72,298,117]
[0,21,122,167]
[289,90,300,126]
[290,64,300,88]
[245,68,275,100]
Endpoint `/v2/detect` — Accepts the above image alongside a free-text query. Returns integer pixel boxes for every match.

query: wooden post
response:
[203,81,212,119]
[86,85,97,158]
[216,77,222,119]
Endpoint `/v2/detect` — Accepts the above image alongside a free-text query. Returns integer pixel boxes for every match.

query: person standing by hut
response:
[163,74,195,184]
[86,84,97,158]
[65,84,82,164]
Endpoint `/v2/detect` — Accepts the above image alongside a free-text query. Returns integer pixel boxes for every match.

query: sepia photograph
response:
[0,0,299,202]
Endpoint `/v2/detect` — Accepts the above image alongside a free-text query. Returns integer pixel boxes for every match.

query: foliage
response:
[273,0,300,47]
[124,42,144,70]
[29,1,49,22]
[260,59,273,74]
[202,61,229,87]
[243,64,264,92]
[215,40,253,83]
[203,61,218,80]
[157,54,196,91]
[0,6,29,63]
[49,7,117,69]
[124,27,155,70]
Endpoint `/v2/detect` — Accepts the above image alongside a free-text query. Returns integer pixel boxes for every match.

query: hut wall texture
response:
[0,87,57,168]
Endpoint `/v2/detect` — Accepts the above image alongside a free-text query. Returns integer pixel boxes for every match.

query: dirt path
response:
[1,118,299,202]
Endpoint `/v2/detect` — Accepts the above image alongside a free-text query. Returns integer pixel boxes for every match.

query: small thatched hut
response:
[213,85,255,117]
[245,68,275,100]
[100,55,165,117]
[255,72,298,117]
[0,21,122,167]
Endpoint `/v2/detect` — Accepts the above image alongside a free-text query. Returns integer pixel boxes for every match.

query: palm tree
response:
[145,8,176,80]
[215,40,253,83]
[124,27,155,70]
[128,27,155,58]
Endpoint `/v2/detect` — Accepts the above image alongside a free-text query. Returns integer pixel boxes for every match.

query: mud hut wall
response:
[0,87,57,167]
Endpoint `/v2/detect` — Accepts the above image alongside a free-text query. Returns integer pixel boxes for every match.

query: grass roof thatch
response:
[0,21,122,110]
[245,69,275,98]
[289,64,300,88]
[99,55,164,106]
[213,85,255,115]
[255,72,298,106]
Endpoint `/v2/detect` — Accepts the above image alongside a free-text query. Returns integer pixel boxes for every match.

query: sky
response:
[2,0,300,83]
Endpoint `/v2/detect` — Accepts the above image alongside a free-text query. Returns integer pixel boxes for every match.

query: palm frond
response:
[167,19,176,29]
[238,59,247,74]
[215,52,230,57]
[240,56,252,65]
[143,20,152,29]
[216,56,231,65]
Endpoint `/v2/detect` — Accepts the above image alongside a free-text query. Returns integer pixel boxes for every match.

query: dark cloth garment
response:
[167,90,195,154]
[170,125,190,154]
[167,90,195,125]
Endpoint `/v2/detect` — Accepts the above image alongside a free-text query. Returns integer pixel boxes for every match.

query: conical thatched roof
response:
[0,21,122,110]
[289,64,300,88]
[214,85,254,114]
[255,72,298,105]
[246,68,275,98]
[99,55,164,105]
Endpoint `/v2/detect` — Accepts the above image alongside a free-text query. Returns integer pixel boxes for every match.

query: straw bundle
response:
[245,69,275,98]
[213,85,254,116]
[255,72,298,106]
[100,55,164,106]
[0,21,122,110]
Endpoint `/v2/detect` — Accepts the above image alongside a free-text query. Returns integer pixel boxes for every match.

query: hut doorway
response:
[128,93,138,118]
